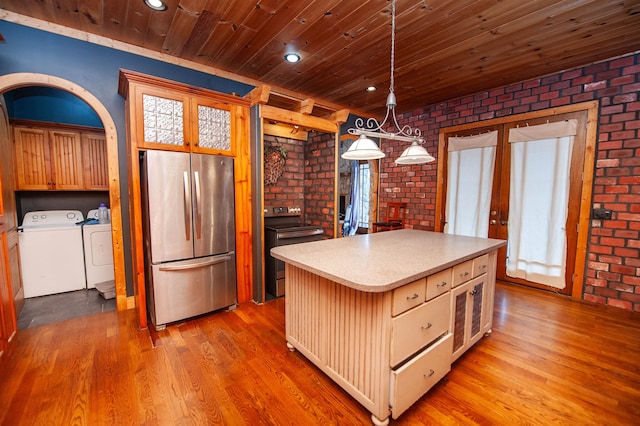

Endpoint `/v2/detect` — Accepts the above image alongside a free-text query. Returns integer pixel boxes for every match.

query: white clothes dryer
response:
[83,209,114,289]
[18,210,86,298]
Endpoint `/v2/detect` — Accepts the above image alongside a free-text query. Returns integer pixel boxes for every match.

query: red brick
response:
[611,56,636,68]
[607,298,633,310]
[584,293,607,304]
[594,286,619,298]
[623,83,640,93]
[611,264,637,275]
[622,275,640,285]
[614,247,640,258]
[585,80,607,91]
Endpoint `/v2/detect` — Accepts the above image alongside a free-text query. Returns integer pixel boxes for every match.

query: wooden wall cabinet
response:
[13,124,107,191]
[121,76,238,157]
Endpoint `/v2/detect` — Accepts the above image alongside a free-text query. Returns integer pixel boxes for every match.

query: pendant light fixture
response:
[342,0,435,165]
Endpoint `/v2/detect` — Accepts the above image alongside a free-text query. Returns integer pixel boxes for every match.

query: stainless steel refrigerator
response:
[141,150,237,330]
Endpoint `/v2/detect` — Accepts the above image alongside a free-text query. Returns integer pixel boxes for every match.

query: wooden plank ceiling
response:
[1,0,639,118]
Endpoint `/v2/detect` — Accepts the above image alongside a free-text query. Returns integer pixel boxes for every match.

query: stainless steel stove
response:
[264,206,324,297]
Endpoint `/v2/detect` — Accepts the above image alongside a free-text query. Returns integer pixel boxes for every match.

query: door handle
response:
[490,219,497,225]
[183,171,191,241]
[193,170,202,240]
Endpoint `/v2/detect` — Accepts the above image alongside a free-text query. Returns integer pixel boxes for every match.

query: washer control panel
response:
[21,210,84,228]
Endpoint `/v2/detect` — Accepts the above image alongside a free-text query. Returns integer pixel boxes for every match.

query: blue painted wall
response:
[0,20,255,295]
[5,86,103,127]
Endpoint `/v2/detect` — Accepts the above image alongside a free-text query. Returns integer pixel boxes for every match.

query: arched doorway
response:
[0,73,127,311]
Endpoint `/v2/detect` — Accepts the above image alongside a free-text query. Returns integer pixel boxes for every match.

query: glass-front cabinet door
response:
[191,97,233,155]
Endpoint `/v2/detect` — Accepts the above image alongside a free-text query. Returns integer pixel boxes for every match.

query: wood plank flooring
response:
[1,282,639,425]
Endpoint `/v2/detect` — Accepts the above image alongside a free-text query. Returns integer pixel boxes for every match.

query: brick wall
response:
[382,52,639,311]
[263,134,304,207]
[305,132,335,238]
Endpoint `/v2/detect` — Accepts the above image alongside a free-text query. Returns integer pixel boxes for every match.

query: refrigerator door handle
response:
[158,255,232,271]
[193,170,202,240]
[183,171,191,241]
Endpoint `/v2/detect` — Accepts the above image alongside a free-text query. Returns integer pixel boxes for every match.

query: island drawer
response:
[390,333,453,419]
[473,254,489,277]
[390,293,450,367]
[392,277,427,316]
[426,268,451,300]
[452,260,473,287]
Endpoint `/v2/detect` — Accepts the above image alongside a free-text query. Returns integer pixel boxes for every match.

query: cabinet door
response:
[451,275,486,362]
[13,127,51,190]
[82,132,108,190]
[49,130,84,190]
[191,97,234,155]
[136,87,191,151]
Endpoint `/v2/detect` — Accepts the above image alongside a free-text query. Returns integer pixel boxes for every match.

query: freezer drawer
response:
[147,253,237,329]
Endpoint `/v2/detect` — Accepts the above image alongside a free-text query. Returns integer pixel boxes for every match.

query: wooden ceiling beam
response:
[246,85,271,105]
[261,105,338,134]
[296,99,314,115]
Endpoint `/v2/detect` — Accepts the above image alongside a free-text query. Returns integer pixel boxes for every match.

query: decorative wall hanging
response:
[264,138,288,186]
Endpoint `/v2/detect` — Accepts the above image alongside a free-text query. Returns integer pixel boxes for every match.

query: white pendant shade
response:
[341,134,385,160]
[395,141,435,165]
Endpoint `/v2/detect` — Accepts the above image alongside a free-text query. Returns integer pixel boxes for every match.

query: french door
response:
[439,110,588,296]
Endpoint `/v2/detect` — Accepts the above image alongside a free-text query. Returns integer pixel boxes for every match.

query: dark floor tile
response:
[17,289,116,329]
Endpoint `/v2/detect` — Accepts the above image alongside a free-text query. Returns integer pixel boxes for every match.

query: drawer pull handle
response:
[424,369,435,378]
[422,322,432,330]
[437,281,447,288]
[406,293,419,300]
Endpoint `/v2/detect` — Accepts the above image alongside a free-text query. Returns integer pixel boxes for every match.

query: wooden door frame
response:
[0,73,128,311]
[435,101,598,299]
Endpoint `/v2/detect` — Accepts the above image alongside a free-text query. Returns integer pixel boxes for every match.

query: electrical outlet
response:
[592,208,612,220]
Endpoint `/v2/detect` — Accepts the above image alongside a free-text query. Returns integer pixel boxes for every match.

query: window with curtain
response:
[506,119,577,289]
[445,131,498,238]
[357,162,370,229]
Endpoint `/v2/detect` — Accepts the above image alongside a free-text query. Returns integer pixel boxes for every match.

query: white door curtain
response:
[445,131,498,238]
[507,119,577,289]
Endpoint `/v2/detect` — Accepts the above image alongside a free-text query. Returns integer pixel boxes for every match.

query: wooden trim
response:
[262,122,308,141]
[261,105,339,134]
[0,72,128,311]
[246,85,271,105]
[435,101,599,300]
[118,69,251,108]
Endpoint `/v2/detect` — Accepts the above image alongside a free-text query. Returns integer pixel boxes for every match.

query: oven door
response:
[265,227,323,298]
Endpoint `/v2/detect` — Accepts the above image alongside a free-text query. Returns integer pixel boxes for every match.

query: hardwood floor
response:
[1,282,639,425]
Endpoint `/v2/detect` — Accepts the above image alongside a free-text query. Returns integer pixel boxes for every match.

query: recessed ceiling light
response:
[144,0,167,11]
[366,86,376,92]
[284,53,301,63]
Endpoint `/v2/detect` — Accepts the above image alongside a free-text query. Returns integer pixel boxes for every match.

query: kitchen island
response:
[271,229,506,425]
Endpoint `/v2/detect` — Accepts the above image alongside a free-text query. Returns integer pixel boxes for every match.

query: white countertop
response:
[271,229,506,292]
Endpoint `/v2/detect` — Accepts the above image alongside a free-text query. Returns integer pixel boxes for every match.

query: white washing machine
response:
[18,210,86,298]
[83,209,114,289]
